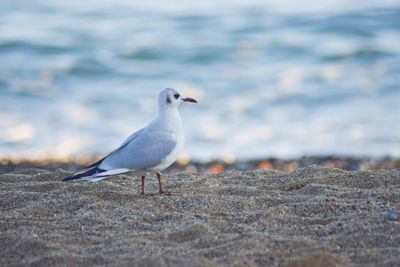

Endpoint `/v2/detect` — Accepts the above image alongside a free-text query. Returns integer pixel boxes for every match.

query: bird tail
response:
[62,156,108,182]
[62,166,107,182]
[62,165,131,182]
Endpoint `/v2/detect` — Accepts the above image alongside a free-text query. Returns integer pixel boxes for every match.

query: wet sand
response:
[1,166,399,266]
[1,156,400,175]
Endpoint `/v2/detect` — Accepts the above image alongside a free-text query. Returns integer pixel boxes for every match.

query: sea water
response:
[0,0,399,161]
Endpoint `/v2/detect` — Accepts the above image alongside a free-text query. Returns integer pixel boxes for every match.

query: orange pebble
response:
[258,160,272,169]
[210,164,224,174]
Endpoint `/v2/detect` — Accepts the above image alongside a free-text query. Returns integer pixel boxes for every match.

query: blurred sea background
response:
[1,0,400,164]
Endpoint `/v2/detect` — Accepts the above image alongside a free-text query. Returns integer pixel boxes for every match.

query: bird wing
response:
[118,127,145,149]
[99,129,177,171]
[64,127,146,176]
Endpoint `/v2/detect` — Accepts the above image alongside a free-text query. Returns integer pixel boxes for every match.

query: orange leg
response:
[157,172,165,194]
[141,176,145,195]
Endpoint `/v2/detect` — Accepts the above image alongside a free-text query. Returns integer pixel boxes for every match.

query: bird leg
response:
[157,172,165,194]
[141,176,145,195]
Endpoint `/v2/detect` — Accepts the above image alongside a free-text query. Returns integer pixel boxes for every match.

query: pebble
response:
[387,210,398,220]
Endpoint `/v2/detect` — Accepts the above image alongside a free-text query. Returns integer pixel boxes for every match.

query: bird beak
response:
[182,97,198,103]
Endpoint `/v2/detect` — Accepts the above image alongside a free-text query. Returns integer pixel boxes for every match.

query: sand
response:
[1,165,399,266]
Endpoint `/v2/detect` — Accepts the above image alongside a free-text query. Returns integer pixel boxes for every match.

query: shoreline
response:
[1,155,399,175]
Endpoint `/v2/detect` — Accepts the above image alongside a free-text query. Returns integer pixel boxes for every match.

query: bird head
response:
[158,88,197,109]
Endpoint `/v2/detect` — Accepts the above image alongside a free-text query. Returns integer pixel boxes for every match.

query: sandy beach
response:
[1,165,399,266]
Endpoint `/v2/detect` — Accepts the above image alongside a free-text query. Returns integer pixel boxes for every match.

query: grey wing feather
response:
[99,129,177,171]
[118,127,145,149]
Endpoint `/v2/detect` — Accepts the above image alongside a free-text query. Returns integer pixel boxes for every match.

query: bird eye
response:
[174,93,180,99]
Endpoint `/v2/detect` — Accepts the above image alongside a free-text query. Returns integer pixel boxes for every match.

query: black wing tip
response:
[62,176,78,182]
[61,167,106,182]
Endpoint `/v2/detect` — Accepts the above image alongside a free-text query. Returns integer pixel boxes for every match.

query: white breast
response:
[151,131,184,172]
[149,105,185,172]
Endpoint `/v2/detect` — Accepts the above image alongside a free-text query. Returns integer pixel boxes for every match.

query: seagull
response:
[62,88,197,194]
